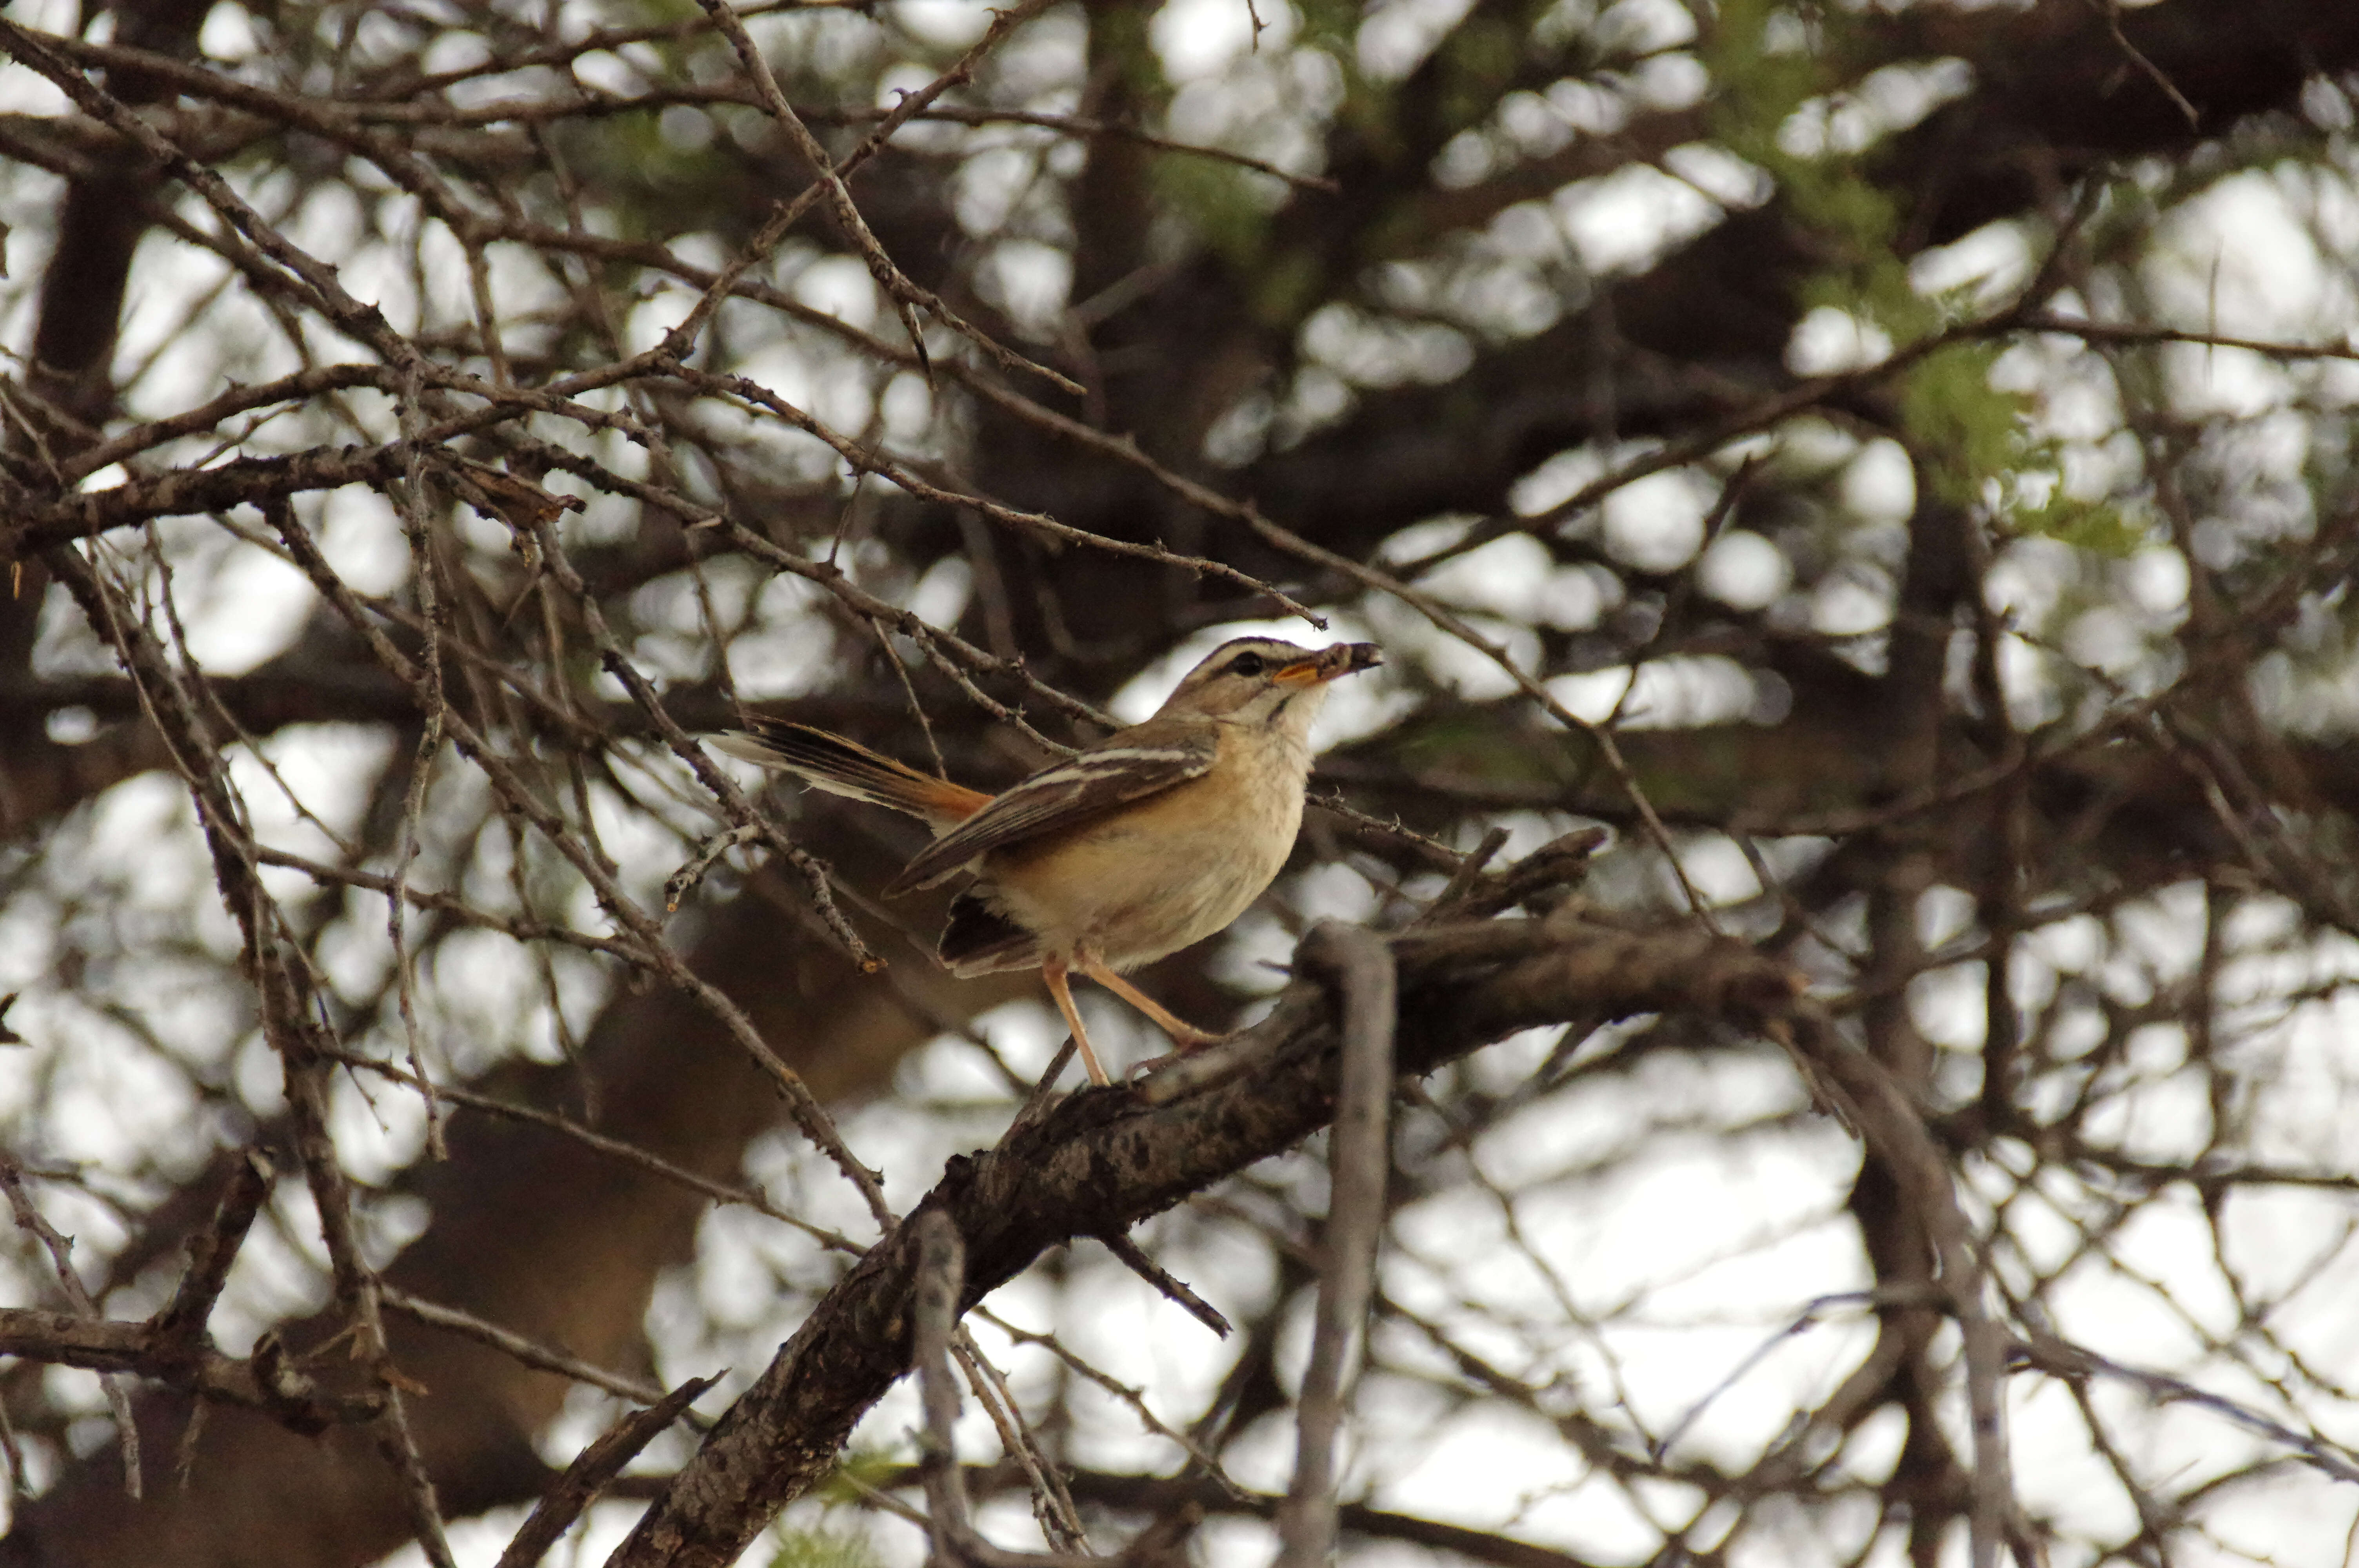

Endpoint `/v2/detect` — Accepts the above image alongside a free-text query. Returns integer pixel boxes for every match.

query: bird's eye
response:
[1228,652,1265,678]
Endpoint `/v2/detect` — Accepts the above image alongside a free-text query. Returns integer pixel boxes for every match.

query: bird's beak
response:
[1276,642,1384,685]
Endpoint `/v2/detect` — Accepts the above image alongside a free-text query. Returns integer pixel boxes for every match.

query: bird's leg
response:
[1040,957,1112,1087]
[1080,956,1223,1051]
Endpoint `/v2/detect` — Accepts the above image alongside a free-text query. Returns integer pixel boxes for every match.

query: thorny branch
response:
[493,1375,720,1568]
[608,904,1821,1567]
[2,2,2356,1565]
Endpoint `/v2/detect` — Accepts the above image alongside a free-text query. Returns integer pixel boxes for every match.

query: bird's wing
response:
[711,722,989,829]
[884,722,1220,895]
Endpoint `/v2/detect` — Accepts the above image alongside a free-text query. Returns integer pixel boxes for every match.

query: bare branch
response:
[1277,924,1396,1568]
[608,911,1808,1566]
[494,1375,720,1568]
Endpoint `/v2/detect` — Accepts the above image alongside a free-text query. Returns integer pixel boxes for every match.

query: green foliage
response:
[1705,0,1823,138]
[762,1527,880,1568]
[1154,154,1277,269]
[761,1453,901,1568]
[1995,463,2142,555]
[1395,707,1576,788]
[1091,2,1162,103]
[548,110,740,243]
[1292,0,1362,56]
[1900,345,2141,553]
[1250,242,1330,329]
[592,0,722,91]
[810,1448,905,1506]
[1899,345,2024,501]
[1438,12,1525,132]
[1707,0,2142,554]
[1705,0,1922,334]
[1326,62,1407,168]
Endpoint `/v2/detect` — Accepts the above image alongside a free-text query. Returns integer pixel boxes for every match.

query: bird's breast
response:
[981,723,1310,970]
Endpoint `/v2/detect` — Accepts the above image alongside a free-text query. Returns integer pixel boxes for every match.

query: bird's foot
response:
[1127,1027,1233,1083]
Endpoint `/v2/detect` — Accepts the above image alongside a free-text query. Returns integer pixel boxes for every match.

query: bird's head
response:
[1154,637,1383,733]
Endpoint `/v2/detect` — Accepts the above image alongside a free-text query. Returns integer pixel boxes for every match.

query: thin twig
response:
[326,1049,861,1254]
[264,506,896,1229]
[0,1152,142,1498]
[974,1306,1250,1501]
[378,1287,681,1410]
[1416,825,1510,923]
[1096,1232,1231,1338]
[390,362,449,1160]
[2084,0,2200,128]
[909,1214,1107,1568]
[952,1330,1090,1553]
[691,0,1080,395]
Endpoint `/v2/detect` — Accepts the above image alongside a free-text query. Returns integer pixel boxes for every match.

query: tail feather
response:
[710,722,987,829]
[936,889,1041,976]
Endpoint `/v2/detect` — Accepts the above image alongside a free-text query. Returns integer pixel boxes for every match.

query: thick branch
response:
[610,913,1803,1566]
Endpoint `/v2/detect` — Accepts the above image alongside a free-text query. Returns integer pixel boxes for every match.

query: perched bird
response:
[712,637,1383,1085]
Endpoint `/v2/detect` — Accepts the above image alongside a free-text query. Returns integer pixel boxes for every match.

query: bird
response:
[711,636,1383,1086]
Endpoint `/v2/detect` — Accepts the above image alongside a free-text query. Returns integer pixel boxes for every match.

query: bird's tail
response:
[709,722,987,830]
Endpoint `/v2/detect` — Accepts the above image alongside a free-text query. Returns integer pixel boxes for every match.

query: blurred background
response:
[1,0,2357,1562]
